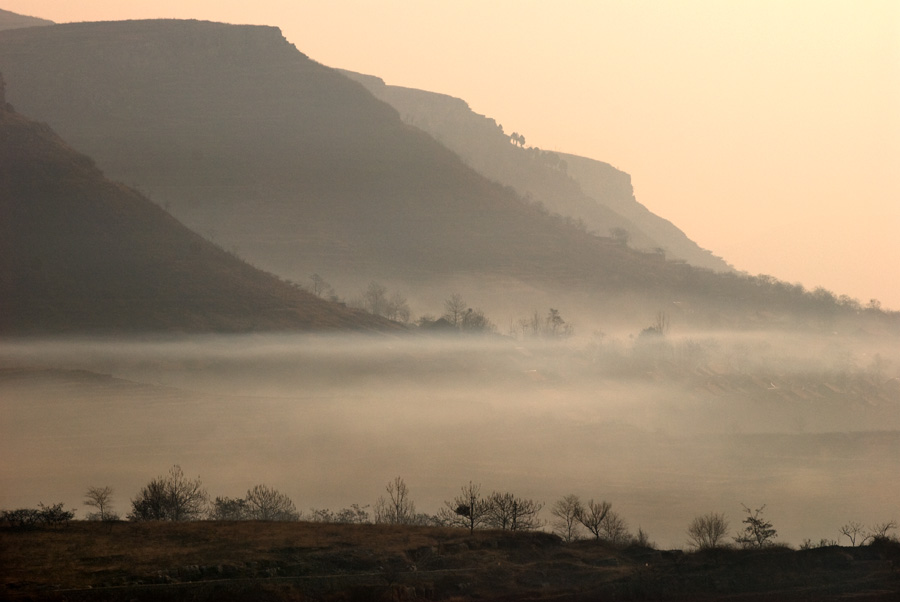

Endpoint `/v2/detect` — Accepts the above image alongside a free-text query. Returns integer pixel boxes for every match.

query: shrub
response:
[1,503,74,528]
[129,465,208,521]
[37,502,75,526]
[1,508,41,529]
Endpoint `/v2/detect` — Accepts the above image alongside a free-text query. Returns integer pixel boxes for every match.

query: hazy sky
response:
[7,1,899,309]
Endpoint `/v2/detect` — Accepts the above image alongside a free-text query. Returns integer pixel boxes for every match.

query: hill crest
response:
[341,69,732,273]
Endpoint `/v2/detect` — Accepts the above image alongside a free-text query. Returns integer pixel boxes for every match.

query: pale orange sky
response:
[6,1,899,309]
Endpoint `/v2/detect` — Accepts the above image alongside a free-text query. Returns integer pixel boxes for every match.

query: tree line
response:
[305,275,575,338]
[4,468,896,551]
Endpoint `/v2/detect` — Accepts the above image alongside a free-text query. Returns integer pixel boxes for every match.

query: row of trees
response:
[122,471,894,551]
[549,494,648,545]
[508,307,574,338]
[837,520,899,547]
[7,472,896,552]
[429,293,575,338]
[687,506,898,551]
[306,275,576,337]
[305,265,899,335]
[355,281,411,323]
[686,506,777,550]
[209,485,300,521]
[127,466,302,522]
[1,502,75,528]
[437,482,544,533]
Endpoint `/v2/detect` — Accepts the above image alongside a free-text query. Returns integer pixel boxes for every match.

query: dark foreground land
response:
[2,522,899,601]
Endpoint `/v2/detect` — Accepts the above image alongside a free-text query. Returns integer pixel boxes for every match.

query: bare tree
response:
[867,520,897,543]
[839,521,867,547]
[441,481,490,533]
[166,465,208,521]
[386,292,411,323]
[84,486,118,521]
[363,281,389,316]
[734,504,777,548]
[551,494,584,543]
[309,273,336,300]
[129,465,208,521]
[687,512,730,549]
[576,499,612,540]
[634,526,654,548]
[443,293,467,328]
[599,510,630,545]
[485,492,544,531]
[358,282,409,321]
[374,476,416,525]
[245,485,299,521]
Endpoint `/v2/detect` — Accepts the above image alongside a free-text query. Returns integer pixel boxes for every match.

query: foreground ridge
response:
[2,521,899,601]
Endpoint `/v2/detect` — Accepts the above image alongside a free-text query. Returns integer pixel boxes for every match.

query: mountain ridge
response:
[340,70,731,273]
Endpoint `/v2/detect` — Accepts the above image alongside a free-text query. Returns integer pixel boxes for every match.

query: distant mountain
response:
[342,71,731,273]
[0,19,887,330]
[0,76,398,334]
[0,8,53,31]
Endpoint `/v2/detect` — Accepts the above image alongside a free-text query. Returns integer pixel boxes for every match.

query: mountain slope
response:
[0,19,886,330]
[341,70,731,273]
[0,22,675,291]
[0,78,398,334]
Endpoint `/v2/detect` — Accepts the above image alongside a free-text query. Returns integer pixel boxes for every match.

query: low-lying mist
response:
[1,331,898,548]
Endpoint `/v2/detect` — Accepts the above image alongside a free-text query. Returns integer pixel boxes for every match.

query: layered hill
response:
[0,19,888,330]
[341,70,731,273]
[0,78,398,334]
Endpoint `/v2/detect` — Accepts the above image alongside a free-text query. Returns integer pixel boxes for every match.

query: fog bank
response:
[2,333,897,548]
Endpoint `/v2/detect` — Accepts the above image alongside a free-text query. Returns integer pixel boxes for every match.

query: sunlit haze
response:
[3,334,899,548]
[4,0,899,309]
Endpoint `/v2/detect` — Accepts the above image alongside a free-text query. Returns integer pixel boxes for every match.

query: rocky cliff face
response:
[342,70,732,273]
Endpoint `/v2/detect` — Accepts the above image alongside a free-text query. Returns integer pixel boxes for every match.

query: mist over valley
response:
[2,331,897,549]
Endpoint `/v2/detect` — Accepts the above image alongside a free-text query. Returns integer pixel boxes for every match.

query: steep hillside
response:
[342,70,731,273]
[0,23,672,292]
[560,152,730,270]
[0,80,398,334]
[0,20,888,330]
[0,8,53,31]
